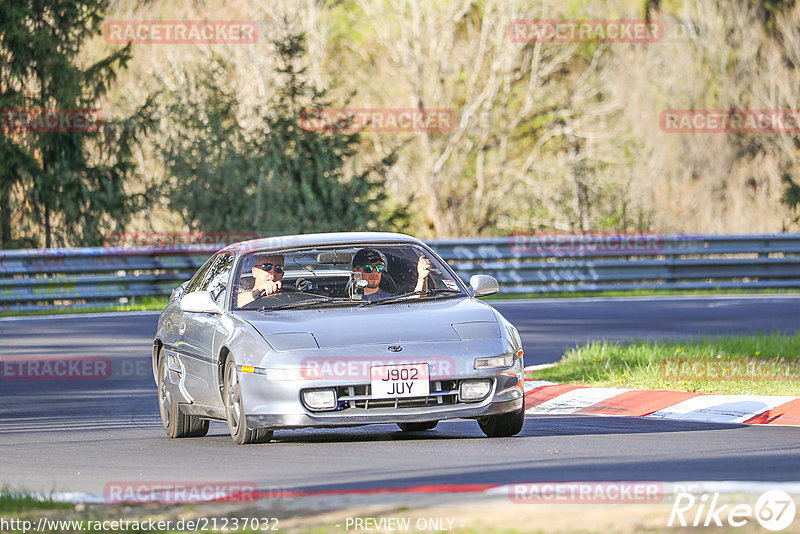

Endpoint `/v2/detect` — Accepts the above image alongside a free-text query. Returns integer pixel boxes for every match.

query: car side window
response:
[204,254,235,303]
[184,255,217,295]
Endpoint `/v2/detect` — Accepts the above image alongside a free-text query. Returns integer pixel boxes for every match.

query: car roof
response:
[220,231,426,255]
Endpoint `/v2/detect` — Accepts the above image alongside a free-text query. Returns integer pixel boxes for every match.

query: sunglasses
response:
[359,263,385,273]
[256,263,284,273]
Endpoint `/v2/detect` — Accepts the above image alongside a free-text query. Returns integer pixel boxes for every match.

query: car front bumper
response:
[239,366,524,430]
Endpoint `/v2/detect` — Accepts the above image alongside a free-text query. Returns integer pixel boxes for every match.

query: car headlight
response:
[459,379,493,401]
[302,388,337,411]
[474,349,523,370]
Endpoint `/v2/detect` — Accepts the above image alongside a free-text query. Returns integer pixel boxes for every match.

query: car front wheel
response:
[478,402,525,438]
[224,358,273,445]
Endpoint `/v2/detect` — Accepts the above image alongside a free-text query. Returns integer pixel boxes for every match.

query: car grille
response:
[332,380,469,410]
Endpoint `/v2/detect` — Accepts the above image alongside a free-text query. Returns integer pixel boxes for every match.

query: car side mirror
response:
[180,291,222,314]
[170,280,190,302]
[469,275,499,298]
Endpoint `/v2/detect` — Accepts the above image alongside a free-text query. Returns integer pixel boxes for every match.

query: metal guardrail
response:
[0,246,214,312]
[1,234,799,312]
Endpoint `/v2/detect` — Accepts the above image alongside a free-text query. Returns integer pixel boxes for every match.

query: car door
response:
[169,254,215,361]
[181,252,234,406]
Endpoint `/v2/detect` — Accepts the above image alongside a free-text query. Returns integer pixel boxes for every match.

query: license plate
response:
[370,363,430,399]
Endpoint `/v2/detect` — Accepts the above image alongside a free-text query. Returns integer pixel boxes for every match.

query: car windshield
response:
[232,242,464,311]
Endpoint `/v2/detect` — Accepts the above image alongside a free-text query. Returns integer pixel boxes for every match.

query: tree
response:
[0,0,149,248]
[160,64,259,232]
[781,174,800,229]
[160,34,398,236]
[0,2,41,248]
[347,0,616,236]
[254,33,397,235]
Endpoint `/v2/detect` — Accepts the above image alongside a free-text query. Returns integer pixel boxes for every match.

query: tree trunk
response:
[44,202,51,249]
[0,184,10,247]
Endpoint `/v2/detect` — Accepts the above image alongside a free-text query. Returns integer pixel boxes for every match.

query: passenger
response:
[351,248,431,301]
[237,254,285,307]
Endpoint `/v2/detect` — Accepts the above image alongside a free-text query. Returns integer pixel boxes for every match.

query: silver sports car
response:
[153,232,525,444]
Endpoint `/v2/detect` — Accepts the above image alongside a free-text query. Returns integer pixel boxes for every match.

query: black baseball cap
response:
[352,248,384,268]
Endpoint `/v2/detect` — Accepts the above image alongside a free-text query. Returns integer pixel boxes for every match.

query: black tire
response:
[223,358,273,445]
[397,421,438,432]
[157,350,209,438]
[478,402,525,438]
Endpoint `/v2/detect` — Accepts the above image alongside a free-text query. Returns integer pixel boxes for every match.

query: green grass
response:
[0,488,71,513]
[529,333,800,395]
[0,295,169,317]
[486,287,800,300]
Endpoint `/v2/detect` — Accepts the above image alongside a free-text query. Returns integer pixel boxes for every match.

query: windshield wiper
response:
[259,296,352,311]
[358,288,462,307]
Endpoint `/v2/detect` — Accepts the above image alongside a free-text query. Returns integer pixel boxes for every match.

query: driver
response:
[236,254,284,307]
[351,248,431,301]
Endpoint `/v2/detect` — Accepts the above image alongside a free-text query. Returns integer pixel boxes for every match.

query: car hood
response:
[234,297,500,350]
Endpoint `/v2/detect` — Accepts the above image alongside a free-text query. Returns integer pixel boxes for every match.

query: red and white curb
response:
[523,377,800,426]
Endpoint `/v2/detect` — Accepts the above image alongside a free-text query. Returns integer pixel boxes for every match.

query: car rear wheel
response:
[158,350,209,438]
[224,358,273,445]
[478,402,525,438]
[397,421,438,432]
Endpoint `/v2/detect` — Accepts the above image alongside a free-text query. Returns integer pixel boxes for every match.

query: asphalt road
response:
[0,295,799,496]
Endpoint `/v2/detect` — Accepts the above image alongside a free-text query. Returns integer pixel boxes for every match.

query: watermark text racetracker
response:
[291,357,458,380]
[509,19,663,43]
[299,108,455,133]
[661,109,800,133]
[660,357,800,382]
[103,20,258,44]
[0,357,151,381]
[509,231,668,255]
[104,481,265,504]
[0,109,101,132]
[509,482,663,504]
[103,231,258,251]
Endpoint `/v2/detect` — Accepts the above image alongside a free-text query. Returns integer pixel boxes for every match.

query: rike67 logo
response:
[669,490,796,531]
